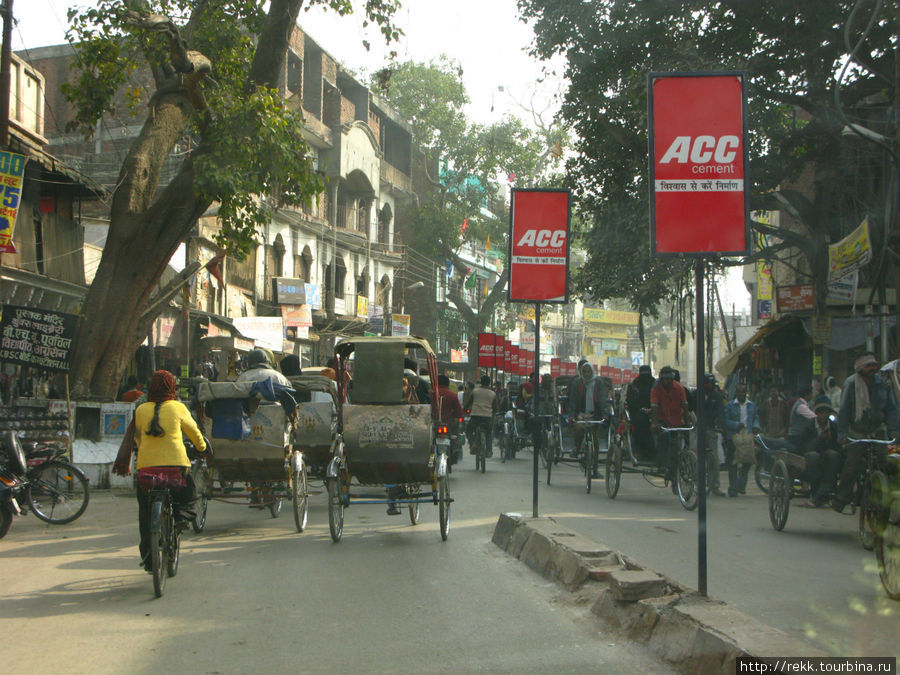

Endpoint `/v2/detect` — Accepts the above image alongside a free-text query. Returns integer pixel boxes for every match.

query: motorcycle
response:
[0,432,28,539]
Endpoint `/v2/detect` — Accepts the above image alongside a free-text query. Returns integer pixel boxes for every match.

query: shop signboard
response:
[828,218,872,281]
[368,304,385,335]
[356,295,369,318]
[601,339,619,351]
[776,285,814,312]
[508,188,570,303]
[333,298,346,316]
[478,333,497,368]
[649,73,749,256]
[631,352,644,367]
[281,304,312,328]
[757,299,772,321]
[233,316,285,352]
[304,283,321,309]
[812,315,832,345]
[551,358,561,376]
[273,277,306,305]
[583,308,640,325]
[391,314,410,337]
[450,349,464,363]
[827,270,857,303]
[584,324,630,339]
[0,305,78,372]
[0,151,27,254]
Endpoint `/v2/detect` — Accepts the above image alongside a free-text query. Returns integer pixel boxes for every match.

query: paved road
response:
[1,461,669,674]
[523,449,898,658]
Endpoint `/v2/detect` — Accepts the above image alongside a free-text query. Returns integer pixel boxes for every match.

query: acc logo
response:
[659,135,740,164]
[516,229,566,248]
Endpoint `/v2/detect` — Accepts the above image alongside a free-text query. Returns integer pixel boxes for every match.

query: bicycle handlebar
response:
[659,425,694,433]
[846,438,896,445]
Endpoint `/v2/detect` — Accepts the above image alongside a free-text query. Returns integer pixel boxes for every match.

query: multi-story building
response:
[23,24,426,375]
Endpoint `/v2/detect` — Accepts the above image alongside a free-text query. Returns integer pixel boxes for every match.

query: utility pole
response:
[0,0,12,149]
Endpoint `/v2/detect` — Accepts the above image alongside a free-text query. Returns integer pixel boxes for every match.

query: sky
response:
[11,0,750,313]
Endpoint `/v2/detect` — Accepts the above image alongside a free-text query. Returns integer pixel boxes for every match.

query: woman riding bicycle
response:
[119,370,208,572]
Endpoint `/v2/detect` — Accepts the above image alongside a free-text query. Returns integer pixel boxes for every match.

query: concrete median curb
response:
[492,513,823,673]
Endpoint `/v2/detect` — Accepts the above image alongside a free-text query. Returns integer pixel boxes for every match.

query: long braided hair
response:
[146,370,177,437]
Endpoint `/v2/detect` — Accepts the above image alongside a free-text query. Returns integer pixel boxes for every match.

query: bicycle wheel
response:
[859,470,889,551]
[269,497,283,518]
[150,498,168,598]
[328,478,344,543]
[26,460,90,524]
[439,474,450,541]
[292,467,309,533]
[876,515,900,600]
[605,439,622,499]
[408,501,420,525]
[676,448,699,511]
[768,459,791,531]
[546,435,554,485]
[166,518,180,578]
[0,506,12,539]
[192,495,208,533]
[584,436,593,494]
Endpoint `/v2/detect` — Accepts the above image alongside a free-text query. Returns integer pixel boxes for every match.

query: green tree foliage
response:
[374,58,566,343]
[61,0,400,397]
[519,0,896,316]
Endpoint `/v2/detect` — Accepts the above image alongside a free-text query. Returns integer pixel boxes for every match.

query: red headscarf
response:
[148,370,177,403]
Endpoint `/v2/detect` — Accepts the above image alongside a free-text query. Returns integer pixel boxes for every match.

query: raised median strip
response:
[492,513,823,671]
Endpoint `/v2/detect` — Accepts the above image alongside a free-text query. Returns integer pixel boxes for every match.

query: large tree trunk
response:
[68,91,209,399]
[67,0,307,398]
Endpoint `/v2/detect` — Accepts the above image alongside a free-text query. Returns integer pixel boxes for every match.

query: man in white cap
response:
[832,351,899,512]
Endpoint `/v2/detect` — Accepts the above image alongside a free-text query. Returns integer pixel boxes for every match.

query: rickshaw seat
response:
[342,403,433,484]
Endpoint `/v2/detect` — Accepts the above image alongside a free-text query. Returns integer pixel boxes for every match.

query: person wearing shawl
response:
[832,353,899,512]
[131,370,208,571]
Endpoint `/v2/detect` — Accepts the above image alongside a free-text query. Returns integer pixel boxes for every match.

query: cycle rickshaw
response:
[193,379,309,532]
[767,436,894,550]
[326,336,452,542]
[605,410,700,510]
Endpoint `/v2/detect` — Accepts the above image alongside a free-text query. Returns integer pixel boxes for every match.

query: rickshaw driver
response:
[237,348,291,387]
[567,362,609,472]
[650,366,688,486]
[469,375,498,457]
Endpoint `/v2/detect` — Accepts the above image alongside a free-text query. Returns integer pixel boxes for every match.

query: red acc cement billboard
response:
[508,189,570,303]
[478,333,497,368]
[649,73,749,256]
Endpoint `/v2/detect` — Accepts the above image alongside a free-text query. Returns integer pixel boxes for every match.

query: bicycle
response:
[24,442,90,524]
[138,468,189,598]
[659,425,698,510]
[472,416,492,473]
[573,419,606,494]
[849,438,896,551]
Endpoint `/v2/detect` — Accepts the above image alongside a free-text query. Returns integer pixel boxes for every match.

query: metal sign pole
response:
[695,259,708,596]
[533,302,541,517]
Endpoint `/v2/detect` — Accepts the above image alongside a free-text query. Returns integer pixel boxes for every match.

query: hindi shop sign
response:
[0,305,78,372]
[649,73,749,256]
[508,189,570,303]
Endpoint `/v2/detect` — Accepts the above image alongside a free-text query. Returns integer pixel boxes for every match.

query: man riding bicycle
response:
[567,362,609,472]
[114,370,208,573]
[650,366,688,488]
[468,375,497,457]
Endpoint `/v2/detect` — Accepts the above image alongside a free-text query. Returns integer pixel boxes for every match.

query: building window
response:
[287,51,302,96]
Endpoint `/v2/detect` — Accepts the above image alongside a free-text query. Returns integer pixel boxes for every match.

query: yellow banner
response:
[356,295,369,318]
[828,218,872,281]
[0,151,27,253]
[583,308,640,325]
[755,218,773,301]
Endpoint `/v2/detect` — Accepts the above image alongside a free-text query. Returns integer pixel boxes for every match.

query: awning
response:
[715,315,800,376]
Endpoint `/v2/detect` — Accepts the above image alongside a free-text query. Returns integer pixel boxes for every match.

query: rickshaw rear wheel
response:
[269,498,283,518]
[876,515,900,600]
[860,470,889,550]
[408,501,420,525]
[676,448,699,511]
[769,459,791,531]
[292,467,309,533]
[328,478,344,543]
[439,474,450,541]
[192,495,208,533]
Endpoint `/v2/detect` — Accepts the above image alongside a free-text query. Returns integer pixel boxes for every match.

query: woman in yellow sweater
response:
[133,370,207,572]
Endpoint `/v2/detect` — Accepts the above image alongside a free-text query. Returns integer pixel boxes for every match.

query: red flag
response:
[460,218,469,235]
[205,252,226,288]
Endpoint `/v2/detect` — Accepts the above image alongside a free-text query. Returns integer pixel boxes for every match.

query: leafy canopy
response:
[62,0,402,258]
[518,0,896,314]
